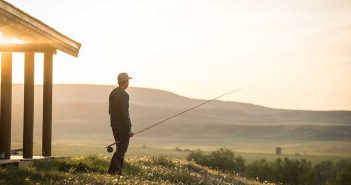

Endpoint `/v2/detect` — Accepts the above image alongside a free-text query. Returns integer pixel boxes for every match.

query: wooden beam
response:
[42,52,53,157]
[0,43,56,54]
[0,1,81,57]
[23,52,35,159]
[0,51,12,159]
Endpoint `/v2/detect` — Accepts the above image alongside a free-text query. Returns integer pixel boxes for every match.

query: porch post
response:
[0,51,12,159]
[23,52,35,158]
[42,52,53,157]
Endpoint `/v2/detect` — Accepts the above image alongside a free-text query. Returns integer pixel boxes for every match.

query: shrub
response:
[187,149,351,185]
[187,148,245,174]
[245,159,274,182]
[333,160,351,185]
[187,149,208,165]
[272,157,313,185]
[246,158,314,184]
[313,161,335,185]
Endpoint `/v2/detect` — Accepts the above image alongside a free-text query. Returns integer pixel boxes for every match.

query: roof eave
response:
[0,0,81,57]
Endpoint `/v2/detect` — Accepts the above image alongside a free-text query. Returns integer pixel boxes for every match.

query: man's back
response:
[109,87,132,134]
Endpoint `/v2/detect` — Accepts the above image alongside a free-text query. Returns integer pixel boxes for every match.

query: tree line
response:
[187,148,351,185]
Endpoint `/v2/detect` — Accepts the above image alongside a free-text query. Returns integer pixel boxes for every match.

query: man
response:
[108,72,134,175]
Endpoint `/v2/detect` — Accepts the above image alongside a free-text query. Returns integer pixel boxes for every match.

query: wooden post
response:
[23,52,35,158]
[42,52,53,157]
[0,51,12,159]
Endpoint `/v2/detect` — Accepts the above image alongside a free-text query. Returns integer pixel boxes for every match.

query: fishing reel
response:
[105,141,120,153]
[106,146,114,153]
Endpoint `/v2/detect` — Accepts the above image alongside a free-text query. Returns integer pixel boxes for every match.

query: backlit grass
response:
[0,155,269,185]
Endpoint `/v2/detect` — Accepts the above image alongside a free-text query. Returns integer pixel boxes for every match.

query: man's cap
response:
[118,72,132,82]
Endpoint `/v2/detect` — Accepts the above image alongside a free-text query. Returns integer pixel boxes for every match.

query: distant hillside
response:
[10,84,351,121]
[7,84,351,146]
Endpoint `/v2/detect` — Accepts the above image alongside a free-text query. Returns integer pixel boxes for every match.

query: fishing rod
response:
[105,88,242,153]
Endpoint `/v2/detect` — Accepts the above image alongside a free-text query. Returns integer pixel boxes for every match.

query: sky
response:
[1,0,351,110]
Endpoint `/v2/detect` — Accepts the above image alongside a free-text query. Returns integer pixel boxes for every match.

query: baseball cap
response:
[118,72,132,82]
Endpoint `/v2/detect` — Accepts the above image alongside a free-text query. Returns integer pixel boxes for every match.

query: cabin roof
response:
[0,0,81,57]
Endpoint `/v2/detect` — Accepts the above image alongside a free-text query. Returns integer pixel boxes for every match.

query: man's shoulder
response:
[110,87,128,97]
[121,90,129,99]
[110,88,118,96]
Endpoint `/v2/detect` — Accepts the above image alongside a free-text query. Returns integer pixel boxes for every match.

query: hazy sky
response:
[1,0,351,110]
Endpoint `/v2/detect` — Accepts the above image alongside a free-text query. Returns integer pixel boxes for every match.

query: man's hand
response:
[128,132,134,137]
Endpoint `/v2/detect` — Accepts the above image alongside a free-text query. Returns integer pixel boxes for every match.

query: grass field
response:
[0,155,267,185]
[11,139,351,165]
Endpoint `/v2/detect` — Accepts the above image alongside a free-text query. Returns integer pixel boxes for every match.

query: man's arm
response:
[120,93,132,133]
[109,92,112,115]
[109,101,111,115]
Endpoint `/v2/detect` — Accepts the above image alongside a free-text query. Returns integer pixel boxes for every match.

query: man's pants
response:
[108,128,130,174]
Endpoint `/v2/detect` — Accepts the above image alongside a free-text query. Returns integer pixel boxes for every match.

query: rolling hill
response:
[6,84,351,155]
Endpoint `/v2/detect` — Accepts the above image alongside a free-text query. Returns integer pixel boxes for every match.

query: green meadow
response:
[0,155,266,185]
[11,138,351,165]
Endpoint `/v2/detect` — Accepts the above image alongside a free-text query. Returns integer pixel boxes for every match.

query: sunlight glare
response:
[0,32,24,44]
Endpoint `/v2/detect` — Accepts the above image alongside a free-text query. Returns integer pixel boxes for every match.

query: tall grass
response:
[0,155,266,185]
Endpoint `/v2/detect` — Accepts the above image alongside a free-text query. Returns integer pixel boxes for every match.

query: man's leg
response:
[108,128,122,174]
[115,137,130,174]
[109,128,130,175]
[108,152,119,174]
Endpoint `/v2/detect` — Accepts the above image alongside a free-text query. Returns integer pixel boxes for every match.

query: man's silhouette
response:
[108,72,134,175]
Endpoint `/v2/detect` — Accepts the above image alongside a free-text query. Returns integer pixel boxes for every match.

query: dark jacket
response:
[109,87,132,134]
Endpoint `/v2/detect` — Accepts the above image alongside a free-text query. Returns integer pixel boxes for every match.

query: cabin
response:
[0,0,81,160]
